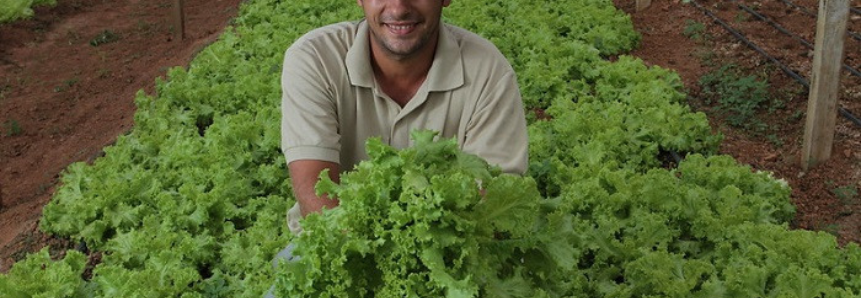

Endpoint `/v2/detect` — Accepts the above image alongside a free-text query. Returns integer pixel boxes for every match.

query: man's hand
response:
[288,160,340,217]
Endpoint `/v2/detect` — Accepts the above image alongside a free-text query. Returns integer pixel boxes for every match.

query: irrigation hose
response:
[689,0,861,129]
[690,0,810,88]
[839,107,861,127]
[779,0,861,41]
[780,0,861,17]
[735,2,861,78]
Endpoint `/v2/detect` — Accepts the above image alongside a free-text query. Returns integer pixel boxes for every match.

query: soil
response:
[0,0,243,272]
[0,0,859,273]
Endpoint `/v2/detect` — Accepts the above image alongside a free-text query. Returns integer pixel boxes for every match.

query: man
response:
[281,0,528,236]
[266,1,528,296]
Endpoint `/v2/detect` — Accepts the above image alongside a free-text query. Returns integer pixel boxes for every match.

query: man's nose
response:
[386,0,412,17]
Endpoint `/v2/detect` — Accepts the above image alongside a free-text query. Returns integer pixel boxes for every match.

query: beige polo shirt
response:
[280,20,528,233]
[281,20,527,174]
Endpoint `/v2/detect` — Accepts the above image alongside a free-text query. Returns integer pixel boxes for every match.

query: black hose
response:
[736,2,861,78]
[690,0,861,129]
[778,0,861,41]
[780,0,816,17]
[690,0,810,88]
[839,107,861,127]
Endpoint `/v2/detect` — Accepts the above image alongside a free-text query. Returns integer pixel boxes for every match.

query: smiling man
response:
[280,0,527,235]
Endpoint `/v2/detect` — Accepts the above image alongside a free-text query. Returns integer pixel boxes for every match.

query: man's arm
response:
[289,160,341,217]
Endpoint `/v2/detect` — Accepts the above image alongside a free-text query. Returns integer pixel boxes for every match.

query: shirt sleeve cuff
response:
[284,146,340,165]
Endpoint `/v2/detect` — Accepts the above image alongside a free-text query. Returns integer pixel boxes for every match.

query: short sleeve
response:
[462,70,529,175]
[281,42,341,165]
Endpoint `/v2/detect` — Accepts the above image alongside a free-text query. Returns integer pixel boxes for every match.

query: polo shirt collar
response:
[346,20,464,92]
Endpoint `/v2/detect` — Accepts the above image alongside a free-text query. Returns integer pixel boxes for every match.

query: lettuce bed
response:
[2,0,859,297]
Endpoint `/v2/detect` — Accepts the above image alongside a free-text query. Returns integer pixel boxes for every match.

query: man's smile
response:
[383,22,419,36]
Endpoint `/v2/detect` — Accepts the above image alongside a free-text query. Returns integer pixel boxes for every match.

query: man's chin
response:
[381,43,423,58]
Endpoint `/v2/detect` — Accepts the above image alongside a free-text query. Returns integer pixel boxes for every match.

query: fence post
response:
[636,0,652,11]
[801,0,849,170]
[172,0,186,40]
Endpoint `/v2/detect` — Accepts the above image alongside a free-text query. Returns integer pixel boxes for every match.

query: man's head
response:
[357,0,451,61]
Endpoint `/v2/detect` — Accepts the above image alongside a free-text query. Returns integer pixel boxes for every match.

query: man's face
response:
[357,0,451,60]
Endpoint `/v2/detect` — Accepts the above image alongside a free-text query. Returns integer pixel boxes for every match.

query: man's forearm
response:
[288,160,340,217]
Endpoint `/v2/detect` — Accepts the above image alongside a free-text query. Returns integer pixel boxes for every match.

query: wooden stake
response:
[172,0,186,40]
[802,0,849,170]
[636,0,652,11]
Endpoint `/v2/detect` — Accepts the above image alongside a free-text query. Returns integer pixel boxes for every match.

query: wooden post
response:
[801,0,849,170]
[636,0,652,11]
[172,0,186,40]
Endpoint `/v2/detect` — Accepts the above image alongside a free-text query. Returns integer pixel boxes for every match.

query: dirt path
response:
[0,0,243,271]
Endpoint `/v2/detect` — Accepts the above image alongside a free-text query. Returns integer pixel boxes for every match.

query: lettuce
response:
[275,131,582,298]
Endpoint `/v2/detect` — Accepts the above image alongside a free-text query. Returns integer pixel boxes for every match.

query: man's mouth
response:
[384,23,417,35]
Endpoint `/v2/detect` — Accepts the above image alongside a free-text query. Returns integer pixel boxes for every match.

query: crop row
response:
[2,0,859,297]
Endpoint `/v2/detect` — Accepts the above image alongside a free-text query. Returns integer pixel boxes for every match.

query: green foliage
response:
[3,0,860,297]
[89,30,120,47]
[832,185,859,205]
[446,0,640,110]
[276,131,581,297]
[699,64,771,129]
[0,249,88,298]
[3,119,22,136]
[683,19,706,40]
[0,0,57,23]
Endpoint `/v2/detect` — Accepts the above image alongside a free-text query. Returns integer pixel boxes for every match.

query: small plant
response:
[820,223,841,237]
[733,12,750,23]
[699,64,770,130]
[683,19,706,40]
[53,77,79,92]
[90,30,120,46]
[97,68,112,79]
[790,109,804,122]
[832,185,858,205]
[768,98,786,114]
[810,219,842,236]
[135,20,157,37]
[766,134,783,147]
[0,83,10,99]
[3,119,22,136]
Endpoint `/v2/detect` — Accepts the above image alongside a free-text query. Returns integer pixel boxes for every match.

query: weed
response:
[98,68,112,79]
[810,218,841,236]
[54,77,79,92]
[90,30,120,46]
[790,109,804,122]
[820,223,841,237]
[733,12,750,23]
[768,98,785,114]
[135,20,157,37]
[832,186,859,205]
[683,19,706,41]
[766,134,784,147]
[0,82,10,99]
[3,119,22,136]
[699,64,770,130]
